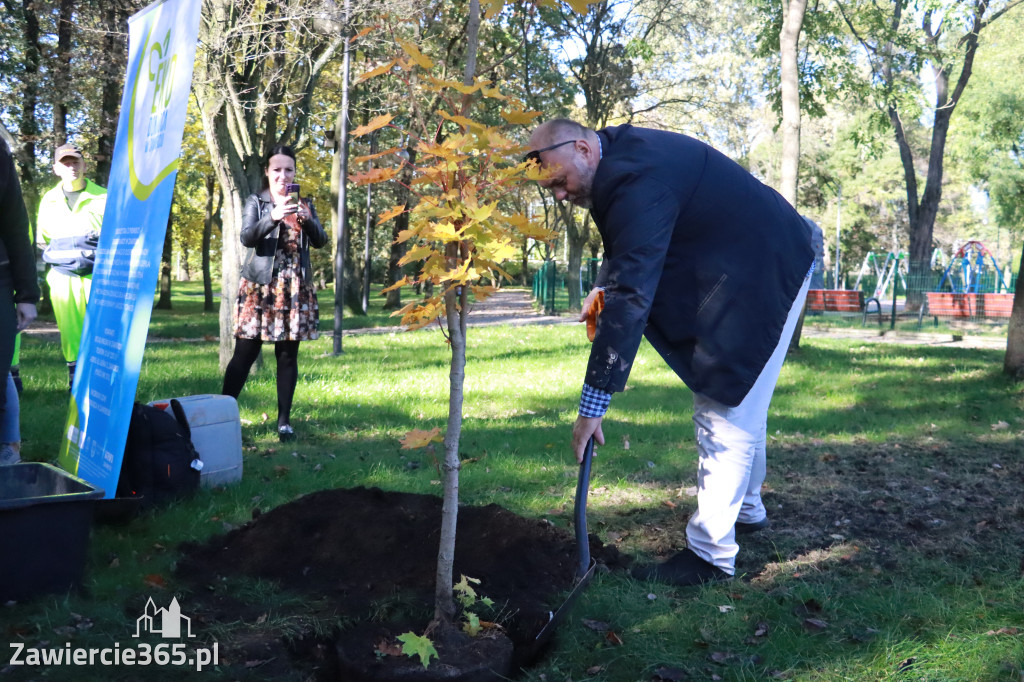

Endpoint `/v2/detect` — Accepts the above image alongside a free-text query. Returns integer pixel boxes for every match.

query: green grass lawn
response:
[6,286,1024,681]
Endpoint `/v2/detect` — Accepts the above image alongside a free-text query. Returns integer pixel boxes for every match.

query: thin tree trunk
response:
[156,213,173,309]
[384,148,415,310]
[202,175,217,312]
[779,0,806,207]
[16,0,41,194]
[434,0,480,630]
[561,203,587,311]
[52,0,75,145]
[96,0,127,185]
[1003,241,1024,378]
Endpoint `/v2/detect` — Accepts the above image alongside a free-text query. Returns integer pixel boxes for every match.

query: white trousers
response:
[686,273,811,573]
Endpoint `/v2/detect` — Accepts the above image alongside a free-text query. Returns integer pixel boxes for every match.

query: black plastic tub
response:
[0,462,104,602]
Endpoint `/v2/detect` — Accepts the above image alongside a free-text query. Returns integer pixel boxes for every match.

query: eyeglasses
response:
[523,139,579,164]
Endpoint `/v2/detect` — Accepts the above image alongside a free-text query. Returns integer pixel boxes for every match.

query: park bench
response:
[806,289,864,313]
[918,291,1016,326]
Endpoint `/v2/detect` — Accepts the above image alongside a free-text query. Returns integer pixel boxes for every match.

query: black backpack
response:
[116,399,202,509]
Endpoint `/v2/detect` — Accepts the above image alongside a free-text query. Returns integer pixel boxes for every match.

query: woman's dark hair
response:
[262,145,297,189]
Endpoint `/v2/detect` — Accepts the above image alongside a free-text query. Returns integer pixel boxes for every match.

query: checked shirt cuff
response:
[579,383,612,418]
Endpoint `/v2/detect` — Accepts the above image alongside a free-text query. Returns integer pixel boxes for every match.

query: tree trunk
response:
[384,148,416,311]
[433,0,480,630]
[156,213,173,309]
[16,0,41,197]
[435,282,467,627]
[1003,241,1024,379]
[96,0,127,186]
[779,0,807,208]
[52,0,75,145]
[202,175,217,312]
[195,0,344,369]
[561,203,587,311]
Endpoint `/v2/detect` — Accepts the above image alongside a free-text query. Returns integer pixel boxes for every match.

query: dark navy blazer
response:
[585,125,814,407]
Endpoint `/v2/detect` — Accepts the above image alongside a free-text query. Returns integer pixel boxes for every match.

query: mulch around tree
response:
[177,486,629,680]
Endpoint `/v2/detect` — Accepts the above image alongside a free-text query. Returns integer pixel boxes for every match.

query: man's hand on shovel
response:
[572,415,604,464]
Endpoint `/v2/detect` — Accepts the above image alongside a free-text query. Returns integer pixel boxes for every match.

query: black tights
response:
[222,338,300,428]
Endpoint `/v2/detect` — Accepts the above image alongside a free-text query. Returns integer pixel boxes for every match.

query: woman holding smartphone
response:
[222,145,327,441]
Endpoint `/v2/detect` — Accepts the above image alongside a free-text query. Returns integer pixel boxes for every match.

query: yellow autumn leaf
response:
[399,427,443,449]
[398,243,436,267]
[348,166,399,186]
[351,26,373,42]
[562,0,595,13]
[480,85,507,100]
[381,276,411,294]
[423,76,490,95]
[351,146,403,164]
[355,59,397,83]
[437,110,482,131]
[481,0,505,18]
[377,204,407,225]
[427,220,462,242]
[350,114,394,138]
[518,223,559,241]
[441,259,478,285]
[397,39,434,70]
[469,202,496,223]
[477,239,517,263]
[501,108,543,125]
[394,228,418,244]
[470,284,497,301]
[422,253,449,279]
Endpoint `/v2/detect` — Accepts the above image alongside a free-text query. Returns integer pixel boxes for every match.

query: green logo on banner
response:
[127,25,180,200]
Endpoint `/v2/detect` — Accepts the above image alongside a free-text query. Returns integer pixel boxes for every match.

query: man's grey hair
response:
[534,118,593,145]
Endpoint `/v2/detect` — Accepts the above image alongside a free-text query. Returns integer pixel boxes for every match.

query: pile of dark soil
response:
[177,486,628,680]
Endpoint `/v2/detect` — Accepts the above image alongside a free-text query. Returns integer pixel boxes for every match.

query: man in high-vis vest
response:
[37,143,107,390]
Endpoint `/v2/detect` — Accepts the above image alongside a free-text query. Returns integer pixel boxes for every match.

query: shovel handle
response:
[574,436,595,579]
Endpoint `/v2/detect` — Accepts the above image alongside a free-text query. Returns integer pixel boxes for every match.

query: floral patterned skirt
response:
[234,255,319,342]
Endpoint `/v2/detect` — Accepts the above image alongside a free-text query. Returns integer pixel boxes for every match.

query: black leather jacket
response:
[239,192,328,285]
[0,140,41,304]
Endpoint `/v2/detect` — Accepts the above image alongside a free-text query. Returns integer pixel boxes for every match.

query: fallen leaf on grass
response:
[718,605,734,613]
[143,574,166,589]
[255,613,268,625]
[245,658,275,669]
[709,650,732,664]
[622,435,630,450]
[985,627,1019,636]
[653,666,687,681]
[582,619,610,631]
[753,621,770,638]
[605,631,624,646]
[375,639,402,657]
[663,499,677,509]
[803,618,829,632]
[586,665,604,674]
[991,421,1009,431]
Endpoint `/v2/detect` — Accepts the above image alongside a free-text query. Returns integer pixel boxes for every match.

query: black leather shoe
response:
[631,548,732,586]
[278,424,295,442]
[735,518,771,535]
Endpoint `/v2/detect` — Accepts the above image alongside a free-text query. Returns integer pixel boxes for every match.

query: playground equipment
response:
[853,251,907,300]
[936,240,1004,293]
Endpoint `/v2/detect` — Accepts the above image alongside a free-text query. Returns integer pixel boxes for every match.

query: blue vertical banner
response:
[59,0,202,497]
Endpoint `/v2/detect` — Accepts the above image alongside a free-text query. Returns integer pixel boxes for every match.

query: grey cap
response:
[54,143,83,163]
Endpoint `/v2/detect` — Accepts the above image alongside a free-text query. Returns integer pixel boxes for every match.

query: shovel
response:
[530,435,597,652]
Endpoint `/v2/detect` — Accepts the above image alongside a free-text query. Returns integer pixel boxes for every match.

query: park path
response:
[19,288,1007,350]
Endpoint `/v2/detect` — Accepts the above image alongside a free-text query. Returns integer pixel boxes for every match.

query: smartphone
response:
[286,183,300,203]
